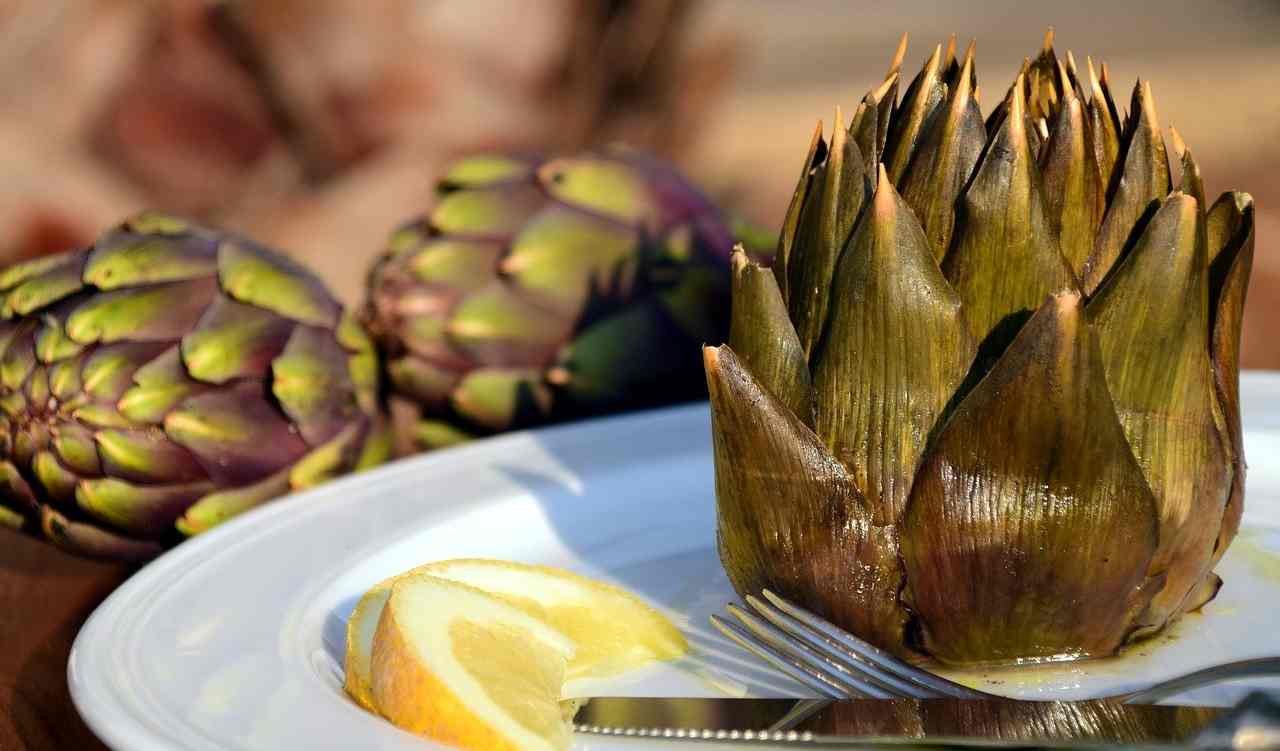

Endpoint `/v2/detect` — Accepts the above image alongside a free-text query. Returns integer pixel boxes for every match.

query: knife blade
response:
[572,697,1224,746]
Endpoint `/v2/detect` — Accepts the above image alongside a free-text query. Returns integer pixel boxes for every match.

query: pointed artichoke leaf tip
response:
[1042,26,1055,53]
[888,32,909,78]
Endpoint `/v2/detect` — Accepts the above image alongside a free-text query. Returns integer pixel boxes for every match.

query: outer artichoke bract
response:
[364,146,741,450]
[709,33,1255,665]
[0,214,389,560]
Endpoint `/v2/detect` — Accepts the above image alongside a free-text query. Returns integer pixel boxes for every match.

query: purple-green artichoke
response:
[0,214,389,560]
[708,33,1254,665]
[364,146,749,450]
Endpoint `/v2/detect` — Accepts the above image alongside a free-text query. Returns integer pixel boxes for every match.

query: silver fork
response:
[711,589,1280,707]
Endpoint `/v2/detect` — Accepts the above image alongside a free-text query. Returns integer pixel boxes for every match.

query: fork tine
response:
[761,589,993,700]
[708,615,849,699]
[726,604,894,699]
[744,595,936,699]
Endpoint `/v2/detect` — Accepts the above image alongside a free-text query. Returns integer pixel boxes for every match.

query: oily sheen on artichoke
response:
[708,33,1255,665]
[364,146,743,450]
[0,214,389,560]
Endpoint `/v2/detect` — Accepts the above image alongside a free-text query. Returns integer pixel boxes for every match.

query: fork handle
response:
[1121,657,1280,704]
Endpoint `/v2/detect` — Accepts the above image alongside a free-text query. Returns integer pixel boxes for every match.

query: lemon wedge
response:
[344,559,689,747]
[371,574,576,751]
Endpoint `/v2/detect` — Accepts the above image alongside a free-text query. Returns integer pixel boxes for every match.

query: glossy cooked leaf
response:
[411,419,476,451]
[181,297,295,384]
[1040,90,1105,275]
[898,50,986,262]
[1207,192,1254,568]
[943,81,1077,343]
[727,249,812,423]
[1084,57,1122,190]
[772,123,827,300]
[812,167,973,524]
[902,293,1158,664]
[52,423,101,475]
[1086,193,1230,630]
[787,115,870,355]
[706,345,910,654]
[884,45,945,184]
[1081,81,1171,293]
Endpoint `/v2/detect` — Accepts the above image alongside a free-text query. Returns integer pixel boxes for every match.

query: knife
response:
[572,696,1250,747]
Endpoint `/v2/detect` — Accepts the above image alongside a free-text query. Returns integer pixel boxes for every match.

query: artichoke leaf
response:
[94,428,208,484]
[52,423,101,475]
[439,155,533,189]
[1086,193,1230,630]
[40,505,162,561]
[450,367,552,432]
[536,156,657,227]
[812,166,974,525]
[65,277,218,344]
[84,232,217,289]
[181,297,295,384]
[899,45,985,262]
[943,77,1077,344]
[164,383,309,485]
[0,250,83,294]
[1206,192,1254,569]
[3,254,87,318]
[706,345,910,655]
[32,451,78,503]
[446,282,569,368]
[772,121,827,300]
[217,242,341,329]
[118,346,203,424]
[787,114,871,356]
[77,477,215,537]
[176,467,292,536]
[289,422,363,489]
[1040,88,1105,275]
[1081,81,1171,294]
[884,45,945,184]
[272,325,359,446]
[728,248,812,423]
[1084,57,1122,192]
[504,207,638,308]
[82,342,171,401]
[902,293,1158,665]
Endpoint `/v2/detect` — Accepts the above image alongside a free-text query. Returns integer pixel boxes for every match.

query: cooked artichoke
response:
[707,32,1254,665]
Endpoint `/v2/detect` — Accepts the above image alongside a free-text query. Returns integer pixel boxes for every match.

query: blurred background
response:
[2,0,1278,364]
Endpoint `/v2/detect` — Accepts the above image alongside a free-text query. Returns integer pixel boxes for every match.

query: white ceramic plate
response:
[70,374,1280,751]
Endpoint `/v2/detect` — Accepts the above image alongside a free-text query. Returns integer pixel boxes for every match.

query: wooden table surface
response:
[1,530,135,750]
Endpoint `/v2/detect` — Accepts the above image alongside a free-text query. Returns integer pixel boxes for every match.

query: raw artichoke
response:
[365,146,748,450]
[708,33,1254,665]
[0,214,389,560]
